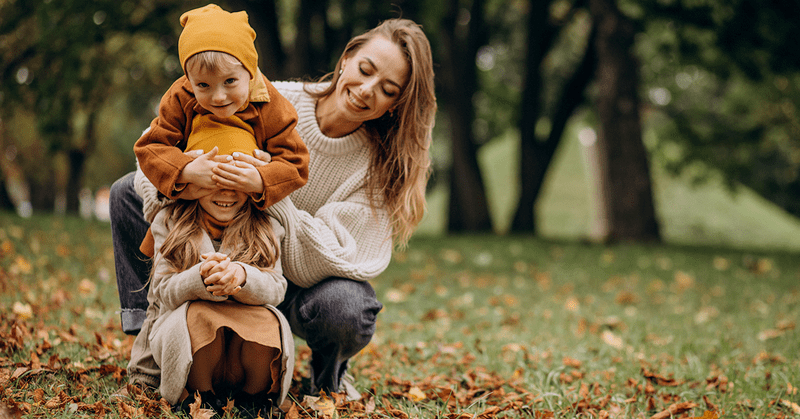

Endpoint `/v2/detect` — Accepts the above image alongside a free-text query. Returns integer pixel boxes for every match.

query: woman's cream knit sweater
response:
[136,81,393,288]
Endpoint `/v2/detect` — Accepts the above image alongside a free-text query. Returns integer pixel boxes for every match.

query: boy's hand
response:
[211,152,264,194]
[178,147,220,190]
[175,184,215,200]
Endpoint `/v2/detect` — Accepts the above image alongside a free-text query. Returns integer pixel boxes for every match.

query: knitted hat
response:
[186,114,258,157]
[178,4,258,78]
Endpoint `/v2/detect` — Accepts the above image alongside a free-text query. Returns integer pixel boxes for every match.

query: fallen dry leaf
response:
[780,399,800,414]
[757,328,785,341]
[601,330,623,349]
[407,386,426,402]
[643,368,684,387]
[563,356,582,368]
[673,271,695,292]
[650,401,698,419]
[189,392,215,419]
[77,278,97,296]
[304,391,337,418]
[11,302,32,320]
[689,411,721,419]
[565,296,580,312]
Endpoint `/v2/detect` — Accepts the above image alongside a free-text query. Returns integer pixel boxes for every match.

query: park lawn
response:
[1,211,799,418]
[420,128,800,252]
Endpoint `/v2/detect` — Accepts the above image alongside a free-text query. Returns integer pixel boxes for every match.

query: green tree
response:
[0,0,179,212]
[636,0,800,219]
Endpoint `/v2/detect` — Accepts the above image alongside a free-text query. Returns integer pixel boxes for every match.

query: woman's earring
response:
[339,68,343,75]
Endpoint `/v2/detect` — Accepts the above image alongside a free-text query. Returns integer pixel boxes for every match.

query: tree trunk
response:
[0,180,13,210]
[65,149,86,214]
[28,168,56,212]
[440,0,492,232]
[512,0,597,234]
[290,0,330,77]
[589,0,660,242]
[511,0,550,233]
[231,0,287,80]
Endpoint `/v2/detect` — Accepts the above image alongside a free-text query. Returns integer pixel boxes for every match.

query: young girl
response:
[132,125,293,417]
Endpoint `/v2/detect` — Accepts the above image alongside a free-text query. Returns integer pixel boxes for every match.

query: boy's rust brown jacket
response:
[134,71,309,209]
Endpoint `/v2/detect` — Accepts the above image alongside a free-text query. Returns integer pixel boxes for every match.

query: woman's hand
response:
[200,252,246,296]
[231,149,271,167]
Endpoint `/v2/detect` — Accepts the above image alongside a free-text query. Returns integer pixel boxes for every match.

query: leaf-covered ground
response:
[1,213,799,418]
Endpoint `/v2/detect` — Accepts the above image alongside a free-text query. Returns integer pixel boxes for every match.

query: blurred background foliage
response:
[1,0,800,246]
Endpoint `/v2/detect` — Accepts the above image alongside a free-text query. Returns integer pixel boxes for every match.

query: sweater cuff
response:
[135,167,174,223]
[128,372,160,389]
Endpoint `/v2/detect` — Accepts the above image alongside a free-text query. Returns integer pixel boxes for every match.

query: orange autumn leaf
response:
[689,411,721,419]
[643,368,684,387]
[780,399,800,414]
[189,392,215,419]
[407,386,426,402]
[650,401,698,419]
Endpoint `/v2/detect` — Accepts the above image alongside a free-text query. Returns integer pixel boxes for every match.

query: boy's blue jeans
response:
[109,172,383,394]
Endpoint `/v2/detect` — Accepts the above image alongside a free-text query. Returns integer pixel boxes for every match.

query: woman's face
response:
[335,36,410,124]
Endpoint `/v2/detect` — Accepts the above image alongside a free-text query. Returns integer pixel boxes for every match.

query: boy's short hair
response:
[178,4,258,79]
[184,51,243,76]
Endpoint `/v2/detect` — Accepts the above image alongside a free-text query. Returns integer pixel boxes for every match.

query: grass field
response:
[1,209,799,417]
[1,130,800,417]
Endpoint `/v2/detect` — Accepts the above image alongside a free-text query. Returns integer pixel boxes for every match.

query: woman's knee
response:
[110,173,134,203]
[109,172,139,220]
[302,279,383,344]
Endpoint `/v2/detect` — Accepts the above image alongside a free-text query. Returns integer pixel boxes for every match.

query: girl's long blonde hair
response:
[157,200,279,274]
[309,18,437,246]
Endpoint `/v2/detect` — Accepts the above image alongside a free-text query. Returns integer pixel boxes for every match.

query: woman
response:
[111,18,436,401]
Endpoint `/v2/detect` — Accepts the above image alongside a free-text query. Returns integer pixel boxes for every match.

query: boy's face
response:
[186,62,251,119]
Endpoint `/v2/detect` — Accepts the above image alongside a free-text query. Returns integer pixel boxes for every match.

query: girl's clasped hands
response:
[200,252,246,296]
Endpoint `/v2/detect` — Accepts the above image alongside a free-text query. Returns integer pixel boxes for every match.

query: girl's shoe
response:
[174,390,226,417]
[234,391,275,419]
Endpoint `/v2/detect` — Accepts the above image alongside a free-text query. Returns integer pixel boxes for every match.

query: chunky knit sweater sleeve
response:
[266,185,393,288]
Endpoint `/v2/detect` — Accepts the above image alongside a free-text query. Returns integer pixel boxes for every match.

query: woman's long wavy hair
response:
[308,18,437,246]
[157,199,279,274]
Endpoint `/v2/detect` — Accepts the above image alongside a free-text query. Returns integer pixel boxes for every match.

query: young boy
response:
[134,3,308,211]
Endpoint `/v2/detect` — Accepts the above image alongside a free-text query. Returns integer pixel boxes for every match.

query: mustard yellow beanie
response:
[186,115,258,157]
[178,4,258,78]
